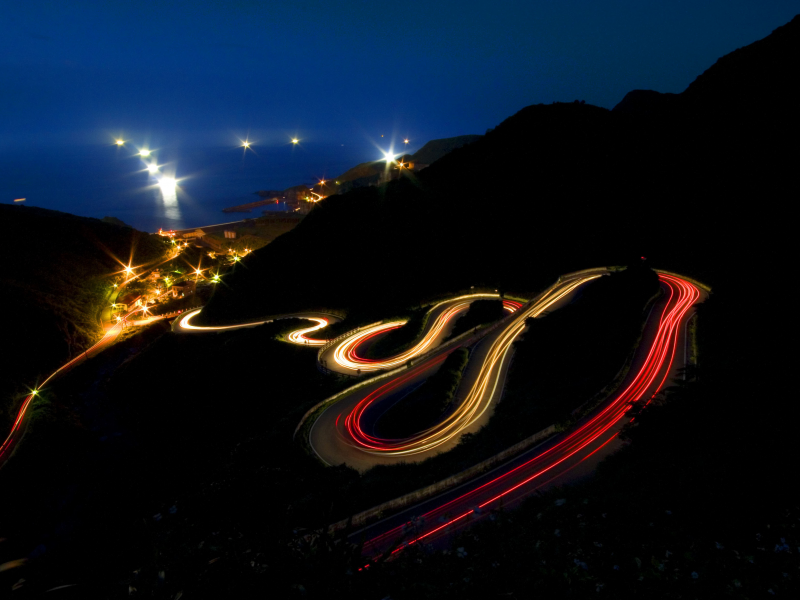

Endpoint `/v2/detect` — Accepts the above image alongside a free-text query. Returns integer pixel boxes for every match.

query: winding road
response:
[310,273,604,470]
[346,273,703,560]
[2,263,705,562]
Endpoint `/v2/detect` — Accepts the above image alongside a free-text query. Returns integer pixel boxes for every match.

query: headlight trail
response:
[177,308,331,345]
[356,273,700,559]
[339,277,598,456]
[330,295,519,374]
[286,317,331,346]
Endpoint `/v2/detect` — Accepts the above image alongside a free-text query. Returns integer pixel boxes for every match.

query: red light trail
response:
[354,273,700,558]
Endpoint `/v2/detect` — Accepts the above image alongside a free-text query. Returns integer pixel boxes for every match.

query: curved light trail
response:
[356,273,700,558]
[337,277,599,456]
[286,317,331,346]
[330,296,521,374]
[177,308,332,346]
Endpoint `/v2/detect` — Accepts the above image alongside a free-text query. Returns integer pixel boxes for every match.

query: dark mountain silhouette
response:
[198,15,798,325]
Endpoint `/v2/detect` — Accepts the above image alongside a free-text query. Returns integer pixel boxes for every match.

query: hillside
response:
[200,16,798,326]
[0,204,165,429]
[305,134,484,197]
[409,134,482,165]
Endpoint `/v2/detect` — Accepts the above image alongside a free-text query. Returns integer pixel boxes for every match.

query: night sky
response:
[2,1,797,151]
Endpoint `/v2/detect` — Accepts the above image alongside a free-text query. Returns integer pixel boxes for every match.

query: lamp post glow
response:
[139,149,151,157]
[147,163,159,174]
[291,138,299,144]
[116,139,125,146]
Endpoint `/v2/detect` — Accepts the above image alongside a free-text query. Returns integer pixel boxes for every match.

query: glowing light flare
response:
[147,163,159,174]
[158,177,177,194]
[139,149,151,157]
[292,138,299,144]
[115,139,125,146]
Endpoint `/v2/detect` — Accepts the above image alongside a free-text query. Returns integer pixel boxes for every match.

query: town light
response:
[291,138,299,144]
[147,163,159,174]
[383,151,396,163]
[116,139,125,146]
[242,140,251,149]
[139,149,151,157]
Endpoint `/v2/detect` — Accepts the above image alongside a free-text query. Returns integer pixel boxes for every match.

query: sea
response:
[0,141,382,232]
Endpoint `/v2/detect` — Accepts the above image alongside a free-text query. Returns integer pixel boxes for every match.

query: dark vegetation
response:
[0,204,165,429]
[448,299,505,339]
[2,15,799,598]
[377,347,470,438]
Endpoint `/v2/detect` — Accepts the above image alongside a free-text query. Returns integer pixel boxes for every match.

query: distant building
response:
[115,294,142,311]
[182,229,206,239]
[170,280,196,298]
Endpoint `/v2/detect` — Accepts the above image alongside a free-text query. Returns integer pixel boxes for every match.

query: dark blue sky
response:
[2,1,797,152]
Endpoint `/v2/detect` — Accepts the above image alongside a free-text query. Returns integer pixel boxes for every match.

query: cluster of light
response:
[359,274,701,557]
[139,149,151,157]
[338,282,594,456]
[383,151,396,163]
[147,163,159,174]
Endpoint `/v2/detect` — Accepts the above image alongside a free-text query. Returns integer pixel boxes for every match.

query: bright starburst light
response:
[158,177,177,193]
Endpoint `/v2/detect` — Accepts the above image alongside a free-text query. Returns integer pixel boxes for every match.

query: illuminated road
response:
[173,308,340,345]
[0,300,159,462]
[1,250,191,464]
[343,273,703,560]
[318,295,520,375]
[309,272,605,470]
